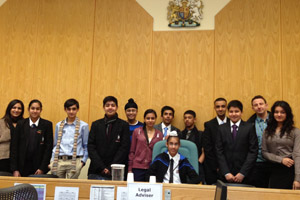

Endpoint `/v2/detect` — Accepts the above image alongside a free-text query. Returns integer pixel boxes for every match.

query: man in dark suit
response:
[154,105,181,139]
[88,96,130,180]
[10,100,53,177]
[215,100,258,184]
[203,97,228,184]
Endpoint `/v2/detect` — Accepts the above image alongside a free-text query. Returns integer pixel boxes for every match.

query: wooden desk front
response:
[0,176,300,200]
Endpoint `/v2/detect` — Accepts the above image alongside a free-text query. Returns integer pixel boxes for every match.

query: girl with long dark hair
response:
[262,101,300,189]
[128,109,163,181]
[0,99,24,172]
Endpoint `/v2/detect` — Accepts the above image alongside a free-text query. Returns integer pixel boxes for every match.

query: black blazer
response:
[88,117,130,175]
[10,118,53,175]
[203,117,228,170]
[215,120,258,177]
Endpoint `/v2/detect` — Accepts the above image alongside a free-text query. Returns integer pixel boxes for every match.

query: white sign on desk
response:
[127,183,162,200]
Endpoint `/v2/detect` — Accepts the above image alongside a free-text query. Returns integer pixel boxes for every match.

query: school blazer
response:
[215,121,258,177]
[10,118,53,175]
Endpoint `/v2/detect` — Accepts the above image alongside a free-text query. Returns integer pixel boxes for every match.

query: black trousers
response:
[251,162,271,188]
[269,162,294,189]
[0,159,11,172]
[204,162,218,185]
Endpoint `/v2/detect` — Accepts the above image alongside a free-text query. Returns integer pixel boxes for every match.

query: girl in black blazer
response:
[10,99,53,177]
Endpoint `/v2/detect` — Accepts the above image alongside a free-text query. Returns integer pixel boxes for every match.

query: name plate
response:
[127,183,162,200]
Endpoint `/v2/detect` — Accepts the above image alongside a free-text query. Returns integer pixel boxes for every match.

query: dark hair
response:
[161,106,175,117]
[103,96,118,107]
[2,99,24,127]
[64,98,79,109]
[142,109,157,133]
[124,98,138,110]
[184,110,196,118]
[166,134,181,144]
[28,99,42,109]
[265,101,294,138]
[214,97,227,104]
[251,95,267,105]
[227,100,243,112]
[144,109,157,118]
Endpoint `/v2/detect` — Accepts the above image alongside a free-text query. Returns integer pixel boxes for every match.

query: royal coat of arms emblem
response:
[167,0,204,27]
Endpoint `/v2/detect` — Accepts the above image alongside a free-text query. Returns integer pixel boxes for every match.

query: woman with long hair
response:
[128,109,163,181]
[262,101,300,189]
[10,99,53,177]
[0,99,24,172]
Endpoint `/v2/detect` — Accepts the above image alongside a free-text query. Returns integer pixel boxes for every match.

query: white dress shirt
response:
[163,152,181,184]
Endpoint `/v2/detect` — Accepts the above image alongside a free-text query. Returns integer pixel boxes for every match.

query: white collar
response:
[29,118,40,127]
[216,116,227,125]
[230,119,241,127]
[167,152,180,162]
[162,122,171,130]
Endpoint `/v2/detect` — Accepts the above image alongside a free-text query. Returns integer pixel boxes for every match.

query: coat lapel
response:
[235,120,245,143]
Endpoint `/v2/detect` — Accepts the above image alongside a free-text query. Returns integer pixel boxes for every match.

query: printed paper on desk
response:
[90,185,115,200]
[54,186,79,200]
[127,183,162,200]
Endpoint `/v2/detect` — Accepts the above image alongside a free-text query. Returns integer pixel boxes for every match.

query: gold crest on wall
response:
[167,0,204,27]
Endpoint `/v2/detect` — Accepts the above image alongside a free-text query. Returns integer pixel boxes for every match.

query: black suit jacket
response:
[215,121,258,177]
[203,117,228,171]
[181,126,202,157]
[10,118,53,175]
[88,117,130,175]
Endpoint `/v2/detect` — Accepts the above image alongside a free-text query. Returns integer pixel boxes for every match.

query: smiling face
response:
[10,103,23,118]
[228,106,242,123]
[125,108,137,121]
[166,136,180,157]
[103,101,118,117]
[144,112,156,128]
[29,102,42,121]
[274,106,287,124]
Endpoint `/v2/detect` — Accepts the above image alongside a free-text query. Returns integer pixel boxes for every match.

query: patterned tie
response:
[232,124,238,140]
[164,127,168,138]
[169,159,174,183]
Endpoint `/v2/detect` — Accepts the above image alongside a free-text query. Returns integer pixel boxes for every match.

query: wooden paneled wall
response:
[0,0,300,130]
[215,0,282,119]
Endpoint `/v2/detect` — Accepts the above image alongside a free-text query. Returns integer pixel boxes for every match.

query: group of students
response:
[0,95,299,190]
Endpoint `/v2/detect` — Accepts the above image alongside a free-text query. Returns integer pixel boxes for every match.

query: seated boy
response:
[146,132,200,184]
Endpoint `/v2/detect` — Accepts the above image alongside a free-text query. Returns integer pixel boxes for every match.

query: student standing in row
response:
[262,101,300,190]
[181,110,205,183]
[215,100,258,184]
[88,96,130,180]
[0,99,24,173]
[203,98,228,185]
[50,99,89,179]
[124,98,143,141]
[128,109,163,181]
[154,106,181,139]
[11,100,53,177]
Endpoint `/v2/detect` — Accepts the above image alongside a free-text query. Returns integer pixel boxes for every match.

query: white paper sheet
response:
[54,186,79,200]
[90,185,115,200]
